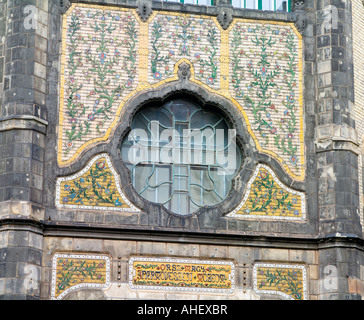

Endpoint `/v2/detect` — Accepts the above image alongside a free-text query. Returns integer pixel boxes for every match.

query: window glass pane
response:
[184,0,196,4]
[245,0,258,9]
[261,0,273,10]
[276,0,288,11]
[197,0,211,5]
[232,0,242,7]
[121,99,242,215]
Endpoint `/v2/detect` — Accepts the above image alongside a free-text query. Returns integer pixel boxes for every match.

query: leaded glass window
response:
[121,99,242,215]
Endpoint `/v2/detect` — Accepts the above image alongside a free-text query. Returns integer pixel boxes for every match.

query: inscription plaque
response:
[129,256,235,294]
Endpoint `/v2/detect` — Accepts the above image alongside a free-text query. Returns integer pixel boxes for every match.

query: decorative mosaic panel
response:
[51,253,111,300]
[229,21,303,178]
[59,5,141,165]
[128,256,235,294]
[59,4,304,182]
[148,13,221,90]
[56,153,140,212]
[253,263,307,300]
[227,164,305,220]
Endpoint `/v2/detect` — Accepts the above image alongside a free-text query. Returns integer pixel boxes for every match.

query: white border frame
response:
[128,256,236,294]
[51,253,111,300]
[253,262,307,300]
[55,153,140,212]
[226,164,306,221]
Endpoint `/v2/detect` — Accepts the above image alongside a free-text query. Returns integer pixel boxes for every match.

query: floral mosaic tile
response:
[148,13,221,89]
[56,153,140,212]
[51,253,111,300]
[59,4,304,182]
[59,5,140,165]
[227,164,305,220]
[229,21,303,179]
[253,263,307,300]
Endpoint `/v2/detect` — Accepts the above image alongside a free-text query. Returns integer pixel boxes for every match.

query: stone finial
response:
[292,0,305,11]
[217,7,233,30]
[137,0,153,22]
[52,0,71,14]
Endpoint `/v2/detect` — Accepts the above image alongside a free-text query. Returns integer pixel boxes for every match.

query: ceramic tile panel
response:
[59,4,304,183]
[56,153,140,212]
[229,21,303,180]
[51,253,111,300]
[253,262,307,300]
[227,164,305,220]
[128,256,236,294]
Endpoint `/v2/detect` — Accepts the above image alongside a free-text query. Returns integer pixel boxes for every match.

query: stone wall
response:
[0,0,6,109]
[42,236,318,300]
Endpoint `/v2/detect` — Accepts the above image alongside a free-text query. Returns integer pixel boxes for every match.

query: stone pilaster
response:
[0,0,49,299]
[314,0,361,238]
[313,0,362,300]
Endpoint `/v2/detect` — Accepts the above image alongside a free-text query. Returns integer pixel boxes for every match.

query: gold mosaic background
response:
[254,263,306,300]
[227,164,305,220]
[56,154,140,212]
[52,254,110,300]
[129,257,235,293]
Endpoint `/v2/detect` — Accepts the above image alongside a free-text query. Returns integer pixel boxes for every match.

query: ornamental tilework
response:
[148,13,221,90]
[56,153,140,212]
[253,263,307,300]
[59,4,304,182]
[128,256,235,294]
[51,253,111,300]
[59,5,140,165]
[229,21,303,178]
[227,164,305,220]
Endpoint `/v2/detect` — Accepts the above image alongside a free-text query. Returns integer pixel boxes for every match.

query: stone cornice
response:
[1,217,364,251]
[0,115,48,134]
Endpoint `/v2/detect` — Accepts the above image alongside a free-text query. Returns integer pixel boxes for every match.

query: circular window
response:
[121,98,242,215]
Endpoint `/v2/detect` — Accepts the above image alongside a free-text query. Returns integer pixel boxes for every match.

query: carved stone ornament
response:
[217,7,233,30]
[53,0,71,14]
[178,62,191,81]
[137,0,153,22]
[295,12,306,33]
[292,0,305,11]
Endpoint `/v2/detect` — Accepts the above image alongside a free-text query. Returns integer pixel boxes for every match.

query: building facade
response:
[0,0,364,300]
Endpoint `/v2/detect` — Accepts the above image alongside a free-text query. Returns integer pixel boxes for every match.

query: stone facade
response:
[0,0,364,300]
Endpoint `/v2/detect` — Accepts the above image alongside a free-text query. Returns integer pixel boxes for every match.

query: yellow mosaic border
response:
[58,4,304,182]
